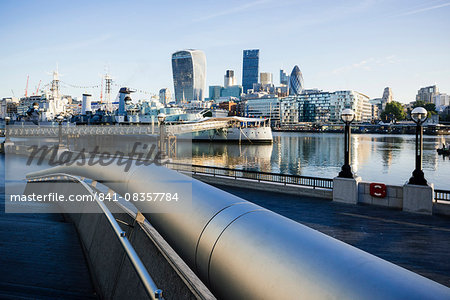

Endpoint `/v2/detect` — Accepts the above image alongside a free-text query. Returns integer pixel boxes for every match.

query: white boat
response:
[180,117,273,144]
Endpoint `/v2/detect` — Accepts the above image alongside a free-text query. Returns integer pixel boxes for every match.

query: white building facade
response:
[280,90,373,125]
[280,91,332,125]
[433,93,449,107]
[330,90,372,122]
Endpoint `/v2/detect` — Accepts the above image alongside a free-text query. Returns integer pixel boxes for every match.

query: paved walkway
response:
[213,184,450,287]
[0,156,97,299]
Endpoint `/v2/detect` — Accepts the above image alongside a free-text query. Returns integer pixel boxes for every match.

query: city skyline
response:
[1,0,450,103]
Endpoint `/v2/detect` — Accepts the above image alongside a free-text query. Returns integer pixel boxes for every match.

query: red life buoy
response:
[370,183,387,198]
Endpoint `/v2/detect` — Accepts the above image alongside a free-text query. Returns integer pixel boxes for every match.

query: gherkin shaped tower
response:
[289,65,304,95]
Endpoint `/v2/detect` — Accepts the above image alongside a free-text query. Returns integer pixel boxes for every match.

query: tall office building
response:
[159,88,172,105]
[260,72,273,85]
[289,65,304,95]
[172,49,206,103]
[416,85,439,103]
[242,49,259,93]
[280,69,289,86]
[224,70,237,87]
[382,87,393,103]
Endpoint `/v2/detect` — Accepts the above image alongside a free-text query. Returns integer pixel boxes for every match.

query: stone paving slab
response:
[0,197,97,299]
[212,184,450,287]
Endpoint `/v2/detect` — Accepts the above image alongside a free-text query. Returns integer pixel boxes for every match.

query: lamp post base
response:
[403,182,433,215]
[408,169,427,186]
[333,176,361,204]
[338,164,354,178]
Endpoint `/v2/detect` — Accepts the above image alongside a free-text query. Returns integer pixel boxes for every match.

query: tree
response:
[411,100,437,117]
[380,101,406,122]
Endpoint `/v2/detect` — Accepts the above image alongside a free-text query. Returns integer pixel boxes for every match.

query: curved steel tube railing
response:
[27,173,163,300]
[27,162,450,300]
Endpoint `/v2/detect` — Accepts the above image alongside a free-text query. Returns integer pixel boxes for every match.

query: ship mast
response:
[104,72,112,111]
[50,68,60,100]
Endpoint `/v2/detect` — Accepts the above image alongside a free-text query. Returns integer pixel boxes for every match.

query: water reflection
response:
[189,143,273,172]
[188,133,450,189]
[6,133,450,189]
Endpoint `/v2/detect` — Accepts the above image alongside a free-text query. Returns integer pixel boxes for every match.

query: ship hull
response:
[180,126,273,144]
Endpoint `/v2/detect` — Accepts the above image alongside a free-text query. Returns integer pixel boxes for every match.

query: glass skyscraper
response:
[289,65,304,95]
[172,49,206,103]
[280,69,289,85]
[242,49,259,93]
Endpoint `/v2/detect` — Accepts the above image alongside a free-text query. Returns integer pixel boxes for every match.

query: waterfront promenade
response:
[1,149,449,298]
[0,156,97,299]
[212,184,450,287]
[0,198,97,299]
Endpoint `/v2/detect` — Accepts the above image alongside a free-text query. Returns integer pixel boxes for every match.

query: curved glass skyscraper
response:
[289,65,304,95]
[172,49,206,103]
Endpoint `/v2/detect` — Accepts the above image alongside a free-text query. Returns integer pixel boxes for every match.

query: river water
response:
[188,133,450,189]
[2,132,449,189]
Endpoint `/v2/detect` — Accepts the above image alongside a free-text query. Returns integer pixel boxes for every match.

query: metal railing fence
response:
[166,162,333,190]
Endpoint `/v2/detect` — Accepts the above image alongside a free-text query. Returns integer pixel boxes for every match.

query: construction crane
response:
[25,75,29,97]
[35,80,41,96]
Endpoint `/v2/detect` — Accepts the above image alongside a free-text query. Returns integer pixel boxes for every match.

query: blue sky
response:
[1,0,449,103]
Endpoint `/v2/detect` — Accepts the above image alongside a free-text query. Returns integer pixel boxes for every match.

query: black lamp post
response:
[408,107,428,185]
[157,113,166,155]
[338,108,355,178]
[57,115,64,149]
[4,116,11,143]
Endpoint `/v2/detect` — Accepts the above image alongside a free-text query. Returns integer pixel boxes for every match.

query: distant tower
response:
[289,65,304,95]
[242,49,259,93]
[280,69,289,86]
[50,69,60,100]
[260,72,273,85]
[172,49,206,103]
[416,85,439,103]
[159,88,172,105]
[224,70,237,87]
[47,66,67,117]
[382,87,393,103]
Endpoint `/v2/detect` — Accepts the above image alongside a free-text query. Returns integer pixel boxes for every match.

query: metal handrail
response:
[27,173,163,300]
[166,162,334,190]
[25,161,450,299]
[435,189,450,202]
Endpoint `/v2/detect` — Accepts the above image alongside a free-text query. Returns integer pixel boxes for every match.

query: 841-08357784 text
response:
[9,192,179,202]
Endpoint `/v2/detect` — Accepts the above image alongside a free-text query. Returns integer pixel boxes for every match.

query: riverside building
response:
[280,90,373,125]
[416,85,439,103]
[240,94,280,126]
